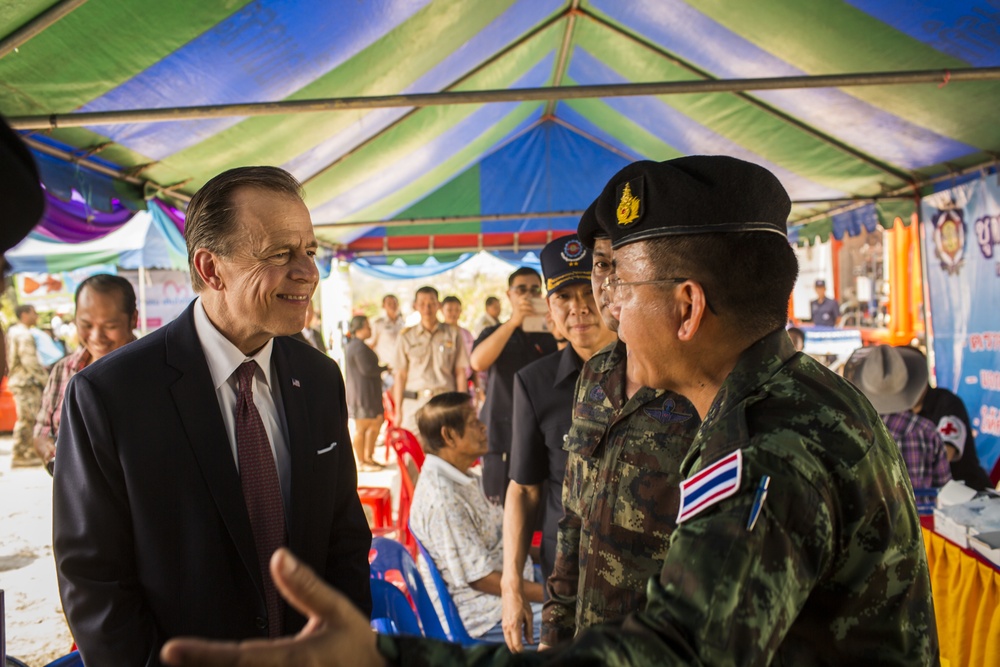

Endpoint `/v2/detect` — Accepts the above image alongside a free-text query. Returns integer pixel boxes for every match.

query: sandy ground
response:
[0,436,73,666]
[0,429,400,666]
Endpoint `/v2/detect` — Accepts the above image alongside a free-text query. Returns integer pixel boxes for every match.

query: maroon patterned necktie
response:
[234,360,286,637]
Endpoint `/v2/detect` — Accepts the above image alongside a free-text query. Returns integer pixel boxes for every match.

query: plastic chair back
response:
[369,537,447,640]
[370,579,423,637]
[412,532,488,646]
[388,427,425,472]
[387,427,425,553]
[382,391,396,427]
[43,652,83,667]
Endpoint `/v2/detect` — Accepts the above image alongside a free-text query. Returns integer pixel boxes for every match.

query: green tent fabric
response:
[2,0,998,265]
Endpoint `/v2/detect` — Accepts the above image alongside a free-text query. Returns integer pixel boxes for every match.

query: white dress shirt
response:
[193,298,292,513]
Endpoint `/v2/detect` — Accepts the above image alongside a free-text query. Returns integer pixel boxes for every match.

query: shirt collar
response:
[591,339,625,374]
[68,345,92,371]
[700,327,795,429]
[423,453,477,486]
[555,344,584,385]
[193,297,275,391]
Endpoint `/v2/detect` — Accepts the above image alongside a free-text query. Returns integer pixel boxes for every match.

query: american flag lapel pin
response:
[292,378,301,388]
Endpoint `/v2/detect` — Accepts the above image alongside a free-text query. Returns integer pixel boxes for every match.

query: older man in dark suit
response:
[53,166,372,666]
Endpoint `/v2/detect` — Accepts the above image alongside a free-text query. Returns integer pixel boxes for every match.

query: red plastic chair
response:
[382,390,396,458]
[386,427,425,555]
[357,486,393,528]
[383,390,396,426]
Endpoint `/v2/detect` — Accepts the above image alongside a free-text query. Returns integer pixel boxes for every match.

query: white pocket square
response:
[316,442,337,455]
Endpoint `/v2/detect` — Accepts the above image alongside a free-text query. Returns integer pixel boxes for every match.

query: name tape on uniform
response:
[677,449,743,524]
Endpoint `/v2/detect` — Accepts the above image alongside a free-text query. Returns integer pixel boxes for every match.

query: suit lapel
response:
[165,303,264,598]
[271,339,316,559]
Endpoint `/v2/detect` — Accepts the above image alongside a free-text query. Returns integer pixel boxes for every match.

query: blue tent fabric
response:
[351,254,476,279]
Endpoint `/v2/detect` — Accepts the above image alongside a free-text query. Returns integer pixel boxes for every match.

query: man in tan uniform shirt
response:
[393,286,470,435]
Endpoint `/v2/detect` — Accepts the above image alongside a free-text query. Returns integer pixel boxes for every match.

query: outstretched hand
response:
[161,549,386,667]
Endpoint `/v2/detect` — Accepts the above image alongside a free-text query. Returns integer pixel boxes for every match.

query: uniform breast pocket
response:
[564,415,606,458]
[440,345,456,367]
[609,462,681,558]
[408,342,429,363]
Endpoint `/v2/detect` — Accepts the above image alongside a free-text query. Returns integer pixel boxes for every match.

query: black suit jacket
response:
[53,302,371,666]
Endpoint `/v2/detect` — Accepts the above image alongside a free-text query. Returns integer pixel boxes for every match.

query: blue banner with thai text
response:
[921,173,1000,476]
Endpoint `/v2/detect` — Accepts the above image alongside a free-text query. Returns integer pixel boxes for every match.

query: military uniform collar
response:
[590,339,625,374]
[692,328,795,467]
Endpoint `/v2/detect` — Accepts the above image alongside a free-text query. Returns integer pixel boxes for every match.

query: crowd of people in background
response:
[10,263,988,500]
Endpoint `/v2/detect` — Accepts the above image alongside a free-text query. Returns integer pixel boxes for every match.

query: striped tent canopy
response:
[3,0,999,270]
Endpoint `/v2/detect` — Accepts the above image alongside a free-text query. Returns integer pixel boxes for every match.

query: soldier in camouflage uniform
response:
[7,304,48,467]
[160,156,939,667]
[543,208,700,646]
[544,339,699,645]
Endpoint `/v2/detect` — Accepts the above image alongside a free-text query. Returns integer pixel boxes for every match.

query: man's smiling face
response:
[213,186,319,353]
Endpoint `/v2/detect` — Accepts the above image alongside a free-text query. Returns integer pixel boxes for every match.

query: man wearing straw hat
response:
[845,344,951,489]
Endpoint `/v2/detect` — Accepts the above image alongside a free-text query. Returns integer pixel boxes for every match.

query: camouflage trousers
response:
[10,384,42,464]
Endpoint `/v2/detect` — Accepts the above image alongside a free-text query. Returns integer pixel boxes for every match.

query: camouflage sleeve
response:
[542,453,583,645]
[637,452,834,666]
[382,454,833,667]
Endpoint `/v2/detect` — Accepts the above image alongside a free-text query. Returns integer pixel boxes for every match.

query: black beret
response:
[540,233,591,297]
[0,116,44,253]
[575,199,604,250]
[593,155,791,249]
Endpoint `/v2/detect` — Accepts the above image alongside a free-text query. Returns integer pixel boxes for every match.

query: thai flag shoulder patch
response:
[677,449,743,524]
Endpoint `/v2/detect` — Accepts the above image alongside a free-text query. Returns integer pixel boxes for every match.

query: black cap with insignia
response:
[0,116,45,253]
[539,233,592,297]
[594,155,791,249]
[575,199,604,250]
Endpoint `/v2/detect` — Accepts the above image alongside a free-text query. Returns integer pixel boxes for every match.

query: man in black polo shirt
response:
[500,234,616,651]
[471,267,558,504]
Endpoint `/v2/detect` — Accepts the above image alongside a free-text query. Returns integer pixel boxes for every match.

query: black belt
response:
[403,388,447,400]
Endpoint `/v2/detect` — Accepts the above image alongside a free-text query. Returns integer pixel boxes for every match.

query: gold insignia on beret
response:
[617,181,640,226]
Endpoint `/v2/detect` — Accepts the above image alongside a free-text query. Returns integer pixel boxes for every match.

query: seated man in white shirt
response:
[410,392,543,646]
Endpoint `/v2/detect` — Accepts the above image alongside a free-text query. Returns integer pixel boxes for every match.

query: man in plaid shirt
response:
[34,275,137,471]
[846,344,951,489]
[880,411,951,488]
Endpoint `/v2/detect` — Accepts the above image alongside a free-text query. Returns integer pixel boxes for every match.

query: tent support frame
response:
[9,68,997,130]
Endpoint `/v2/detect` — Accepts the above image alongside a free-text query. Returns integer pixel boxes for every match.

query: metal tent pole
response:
[0,0,88,59]
[9,68,998,130]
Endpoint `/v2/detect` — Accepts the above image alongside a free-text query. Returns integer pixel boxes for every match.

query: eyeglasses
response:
[512,285,542,296]
[601,275,687,300]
